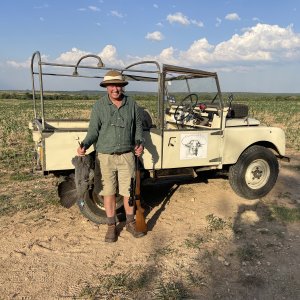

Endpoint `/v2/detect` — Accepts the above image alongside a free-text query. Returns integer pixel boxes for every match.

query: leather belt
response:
[110,150,131,155]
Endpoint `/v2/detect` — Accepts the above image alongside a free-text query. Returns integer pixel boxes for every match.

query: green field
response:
[0,92,299,175]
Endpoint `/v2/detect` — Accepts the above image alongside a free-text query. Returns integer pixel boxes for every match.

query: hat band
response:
[103,75,123,81]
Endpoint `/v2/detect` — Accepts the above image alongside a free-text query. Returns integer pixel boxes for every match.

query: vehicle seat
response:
[139,107,155,129]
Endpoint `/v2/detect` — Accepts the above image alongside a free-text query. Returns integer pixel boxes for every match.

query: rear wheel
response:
[229,145,279,199]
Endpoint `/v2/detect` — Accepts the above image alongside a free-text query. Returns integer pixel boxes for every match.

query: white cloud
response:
[179,23,300,66]
[55,48,90,64]
[153,4,158,9]
[225,13,241,21]
[78,6,101,12]
[167,12,203,28]
[216,17,222,27]
[6,53,48,68]
[7,59,31,68]
[50,46,125,68]
[179,38,214,64]
[145,31,164,41]
[97,45,125,67]
[127,47,179,66]
[167,12,190,25]
[7,24,300,74]
[156,22,163,27]
[158,47,179,64]
[39,17,45,22]
[191,19,204,27]
[110,10,124,18]
[58,23,298,68]
[88,6,100,12]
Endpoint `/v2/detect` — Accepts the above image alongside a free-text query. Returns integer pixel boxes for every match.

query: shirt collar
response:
[105,94,128,106]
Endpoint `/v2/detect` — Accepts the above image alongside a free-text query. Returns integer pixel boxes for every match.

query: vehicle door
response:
[161,66,224,169]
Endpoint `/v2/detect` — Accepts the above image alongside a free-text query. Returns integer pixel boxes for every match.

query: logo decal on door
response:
[180,133,208,159]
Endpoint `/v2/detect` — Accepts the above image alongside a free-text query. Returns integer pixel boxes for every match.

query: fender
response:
[222,126,286,164]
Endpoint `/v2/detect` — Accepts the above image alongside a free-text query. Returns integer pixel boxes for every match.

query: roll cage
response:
[30,51,224,130]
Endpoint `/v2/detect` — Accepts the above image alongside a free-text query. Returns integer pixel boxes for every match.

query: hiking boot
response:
[126,221,145,238]
[105,224,117,243]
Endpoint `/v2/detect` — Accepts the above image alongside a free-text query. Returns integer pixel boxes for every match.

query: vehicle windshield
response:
[165,73,221,108]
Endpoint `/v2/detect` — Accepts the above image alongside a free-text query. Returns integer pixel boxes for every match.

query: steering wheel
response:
[180,93,199,107]
[174,93,199,128]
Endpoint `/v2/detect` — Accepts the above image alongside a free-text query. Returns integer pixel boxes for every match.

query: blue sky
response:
[1,0,300,92]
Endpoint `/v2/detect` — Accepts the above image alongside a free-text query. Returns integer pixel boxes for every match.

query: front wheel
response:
[228,145,279,199]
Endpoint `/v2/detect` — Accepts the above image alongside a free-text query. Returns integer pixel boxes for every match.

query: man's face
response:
[106,84,123,101]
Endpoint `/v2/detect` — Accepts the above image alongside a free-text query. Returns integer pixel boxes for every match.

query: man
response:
[77,70,145,243]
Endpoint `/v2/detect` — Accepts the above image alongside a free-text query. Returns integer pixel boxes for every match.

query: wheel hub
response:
[245,159,270,189]
[252,167,263,180]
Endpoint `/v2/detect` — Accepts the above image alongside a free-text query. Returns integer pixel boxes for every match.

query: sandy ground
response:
[0,149,299,299]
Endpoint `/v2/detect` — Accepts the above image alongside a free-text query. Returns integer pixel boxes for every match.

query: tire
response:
[77,188,124,224]
[57,175,77,208]
[228,145,279,199]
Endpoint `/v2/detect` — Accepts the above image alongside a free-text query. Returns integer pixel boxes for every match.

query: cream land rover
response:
[29,51,289,224]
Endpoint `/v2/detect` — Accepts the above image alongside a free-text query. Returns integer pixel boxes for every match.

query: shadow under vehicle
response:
[29,51,289,224]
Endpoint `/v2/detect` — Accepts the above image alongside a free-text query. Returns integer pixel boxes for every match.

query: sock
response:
[126,214,134,224]
[107,216,116,225]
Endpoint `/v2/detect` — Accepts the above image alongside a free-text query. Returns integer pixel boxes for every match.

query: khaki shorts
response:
[94,152,135,197]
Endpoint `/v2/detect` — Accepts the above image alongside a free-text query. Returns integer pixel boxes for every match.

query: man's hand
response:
[77,146,86,156]
[134,144,144,157]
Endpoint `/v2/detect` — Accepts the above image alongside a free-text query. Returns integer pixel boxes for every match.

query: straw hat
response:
[100,70,128,87]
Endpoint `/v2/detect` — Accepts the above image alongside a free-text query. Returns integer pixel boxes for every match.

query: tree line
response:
[0,91,98,100]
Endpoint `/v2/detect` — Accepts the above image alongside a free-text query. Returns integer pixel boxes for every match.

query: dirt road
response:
[0,149,299,299]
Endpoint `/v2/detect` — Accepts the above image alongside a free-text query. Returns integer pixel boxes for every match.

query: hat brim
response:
[100,79,128,87]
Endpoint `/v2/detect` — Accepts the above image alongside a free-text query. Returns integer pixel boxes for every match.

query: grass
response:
[79,272,132,299]
[79,270,155,299]
[10,171,36,181]
[237,244,262,262]
[79,273,188,299]
[154,281,188,300]
[186,270,206,286]
[184,233,207,249]
[150,244,177,261]
[226,93,300,151]
[0,179,60,217]
[270,205,300,222]
[205,214,228,231]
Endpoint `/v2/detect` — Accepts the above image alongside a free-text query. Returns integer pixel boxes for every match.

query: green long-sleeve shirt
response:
[82,94,143,154]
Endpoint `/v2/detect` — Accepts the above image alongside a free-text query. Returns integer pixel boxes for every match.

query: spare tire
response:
[77,188,124,224]
[58,175,77,208]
